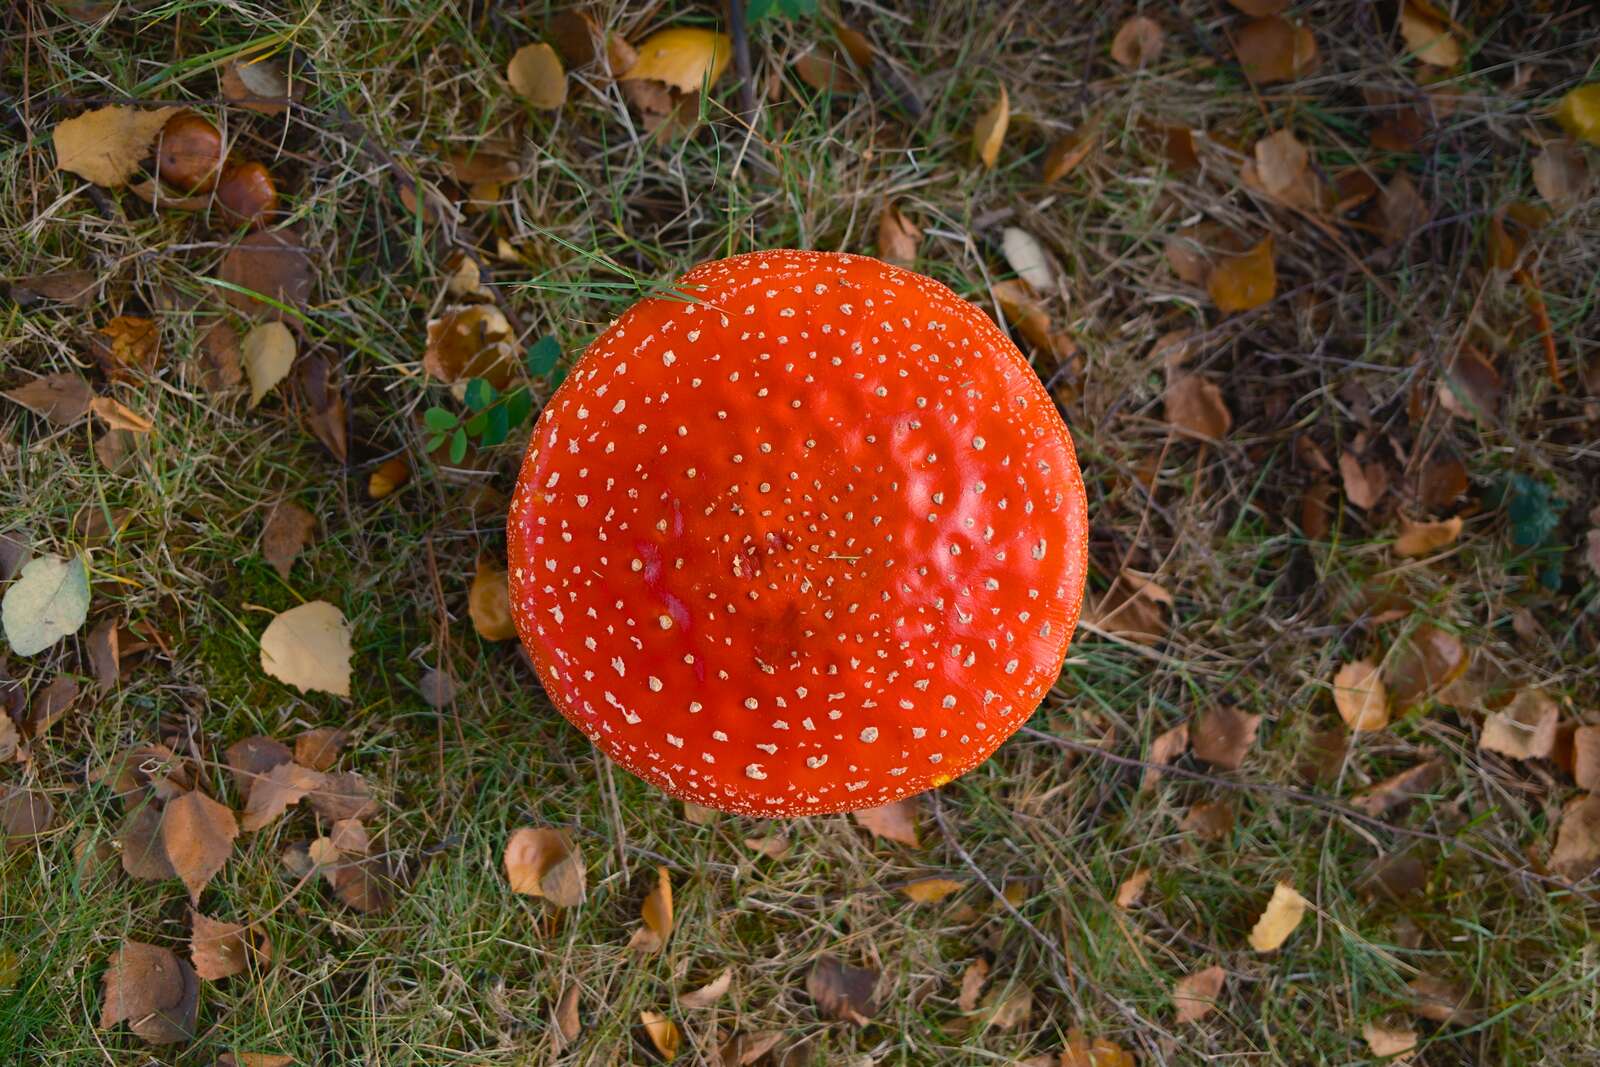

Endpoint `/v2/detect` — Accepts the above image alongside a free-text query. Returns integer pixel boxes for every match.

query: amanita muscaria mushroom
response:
[508,251,1087,815]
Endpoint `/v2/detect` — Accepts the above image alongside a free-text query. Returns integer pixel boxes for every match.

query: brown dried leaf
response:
[957,958,989,1012]
[1181,799,1235,841]
[1551,792,1600,880]
[980,982,1033,1031]
[197,319,244,393]
[88,396,153,434]
[1110,16,1164,69]
[1,785,56,841]
[3,374,92,425]
[1398,3,1461,67]
[1142,722,1189,789]
[877,201,921,266]
[325,856,395,913]
[1573,726,1600,791]
[807,955,878,1025]
[508,42,567,109]
[1333,659,1390,732]
[553,984,581,1049]
[99,939,185,1029]
[680,967,733,1009]
[28,674,78,735]
[1394,515,1461,557]
[901,876,964,903]
[640,1010,680,1061]
[1042,127,1095,183]
[1479,689,1559,761]
[852,796,919,846]
[972,85,1009,169]
[297,352,348,464]
[221,55,294,116]
[794,49,859,94]
[425,305,516,388]
[1438,346,1501,421]
[1247,881,1308,952]
[1173,964,1225,1024]
[469,557,517,641]
[224,736,292,798]
[1208,237,1276,312]
[1339,451,1388,510]
[742,834,791,860]
[1252,129,1319,210]
[1362,1022,1418,1059]
[117,804,175,880]
[261,501,315,580]
[305,772,378,822]
[1190,706,1261,771]
[629,865,673,952]
[1378,174,1429,245]
[1532,140,1589,211]
[1406,974,1475,1025]
[504,827,587,907]
[1115,868,1152,908]
[1164,374,1232,440]
[190,911,269,980]
[54,105,180,188]
[161,790,238,903]
[10,269,99,308]
[219,229,313,321]
[1351,759,1444,818]
[240,761,327,832]
[242,321,296,408]
[1228,0,1287,12]
[1234,17,1318,84]
[295,727,348,772]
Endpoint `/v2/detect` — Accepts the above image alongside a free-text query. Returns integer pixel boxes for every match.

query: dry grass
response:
[4,1,1600,1064]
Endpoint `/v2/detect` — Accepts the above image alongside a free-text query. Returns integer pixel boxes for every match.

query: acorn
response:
[215,161,278,227]
[155,112,224,193]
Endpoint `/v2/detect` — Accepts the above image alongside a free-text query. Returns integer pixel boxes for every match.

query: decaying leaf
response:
[852,797,919,846]
[1001,227,1057,292]
[242,322,296,407]
[680,967,732,1009]
[1234,17,1318,84]
[1333,659,1390,732]
[1378,174,1428,244]
[1164,374,1233,440]
[224,735,293,798]
[1181,799,1235,842]
[972,85,1009,169]
[297,352,348,464]
[1478,688,1559,761]
[877,201,921,265]
[1394,515,1461,557]
[1363,1022,1418,1060]
[1398,2,1462,67]
[553,984,582,1049]
[218,229,314,321]
[1555,84,1600,145]
[1573,726,1600,792]
[1041,126,1095,183]
[1,786,57,842]
[1551,792,1600,881]
[424,305,517,389]
[901,876,964,903]
[1247,881,1308,952]
[117,804,176,880]
[957,957,989,1012]
[619,27,730,93]
[1191,706,1262,770]
[221,54,294,116]
[794,48,859,95]
[806,955,879,1025]
[99,939,197,1045]
[1438,346,1502,421]
[503,827,587,907]
[640,1010,680,1061]
[742,833,791,860]
[191,911,269,980]
[27,674,78,735]
[1142,721,1190,790]
[1531,140,1589,211]
[161,790,238,903]
[2,554,91,657]
[261,500,316,580]
[1173,964,1225,1024]
[92,315,161,379]
[978,982,1033,1032]
[469,558,517,641]
[294,727,348,772]
[240,760,327,832]
[304,772,379,822]
[4,374,93,425]
[1115,868,1153,908]
[1406,974,1476,1025]
[508,42,568,110]
[1208,237,1276,312]
[1250,128,1320,210]
[259,601,352,698]
[54,105,180,188]
[1339,449,1389,510]
[628,865,673,952]
[9,269,99,308]
[1351,759,1444,818]
[1110,16,1164,69]
[1386,625,1468,709]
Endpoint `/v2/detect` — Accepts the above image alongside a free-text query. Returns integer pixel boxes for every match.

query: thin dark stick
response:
[1017,725,1590,896]
[726,0,757,121]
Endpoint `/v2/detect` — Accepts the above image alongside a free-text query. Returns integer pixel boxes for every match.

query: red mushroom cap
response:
[507,251,1088,816]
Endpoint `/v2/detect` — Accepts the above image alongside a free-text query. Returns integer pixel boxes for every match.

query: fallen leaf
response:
[1110,16,1164,69]
[241,322,296,407]
[1531,140,1589,211]
[852,797,919,846]
[1247,881,1308,952]
[1551,792,1600,880]
[0,716,16,763]
[1164,374,1233,440]
[117,805,176,880]
[503,827,587,907]
[680,967,732,1009]
[1228,0,1287,13]
[1333,660,1390,732]
[219,1054,296,1067]
[197,319,244,393]
[901,876,964,903]
[1573,726,1600,791]
[979,982,1033,1031]
[1351,759,1444,818]
[325,856,395,913]
[1234,17,1318,84]
[807,955,878,1025]
[990,279,1059,355]
[629,865,673,952]
[1041,127,1095,183]
[88,396,153,434]
[1406,974,1475,1025]
[261,501,315,580]
[1252,129,1319,210]
[0,785,56,841]
[297,352,348,464]
[28,674,79,735]
[1190,706,1261,771]
[1358,852,1429,900]
[190,911,269,980]
[620,27,730,93]
[1555,84,1600,145]
[957,958,989,1012]
[1339,450,1388,510]
[2,554,91,657]
[54,105,180,188]
[305,772,379,822]
[1439,346,1501,421]
[1394,515,1461,557]
[1377,174,1428,245]
[221,54,294,115]
[640,1010,681,1061]
[508,42,568,110]
[161,790,238,902]
[1363,1022,1418,1059]
[1181,799,1235,841]
[3,374,93,425]
[553,985,582,1049]
[1208,237,1276,312]
[877,201,921,265]
[424,305,517,388]
[259,600,353,698]
[99,939,192,1043]
[1115,868,1153,909]
[794,48,859,94]
[240,760,327,832]
[1142,722,1190,789]
[1001,227,1057,292]
[1173,964,1225,1024]
[224,736,293,798]
[1398,2,1461,67]
[469,558,517,641]
[92,316,161,379]
[9,269,99,308]
[218,229,313,321]
[295,727,348,772]
[682,800,716,825]
[973,85,1009,169]
[1479,688,1559,761]
[1061,1030,1137,1067]
[742,833,791,860]
[328,818,369,855]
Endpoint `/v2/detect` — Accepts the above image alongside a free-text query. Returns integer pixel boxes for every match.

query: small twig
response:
[725,0,758,121]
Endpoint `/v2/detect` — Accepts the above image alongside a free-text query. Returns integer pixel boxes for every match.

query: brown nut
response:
[155,112,224,193]
[215,161,278,227]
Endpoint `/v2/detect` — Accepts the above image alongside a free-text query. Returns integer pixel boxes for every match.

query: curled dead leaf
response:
[806,955,879,1025]
[1478,689,1559,761]
[640,1010,680,1061]
[1394,515,1461,557]
[620,27,730,93]
[1333,659,1390,732]
[877,201,921,265]
[680,967,732,1009]
[1110,16,1164,69]
[469,557,517,641]
[503,827,587,907]
[972,85,1009,169]
[852,797,919,846]
[508,43,568,110]
[424,305,517,389]
[628,865,673,952]
[1247,881,1308,952]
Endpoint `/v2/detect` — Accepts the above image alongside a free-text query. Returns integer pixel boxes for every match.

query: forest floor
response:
[3,1,1600,1064]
